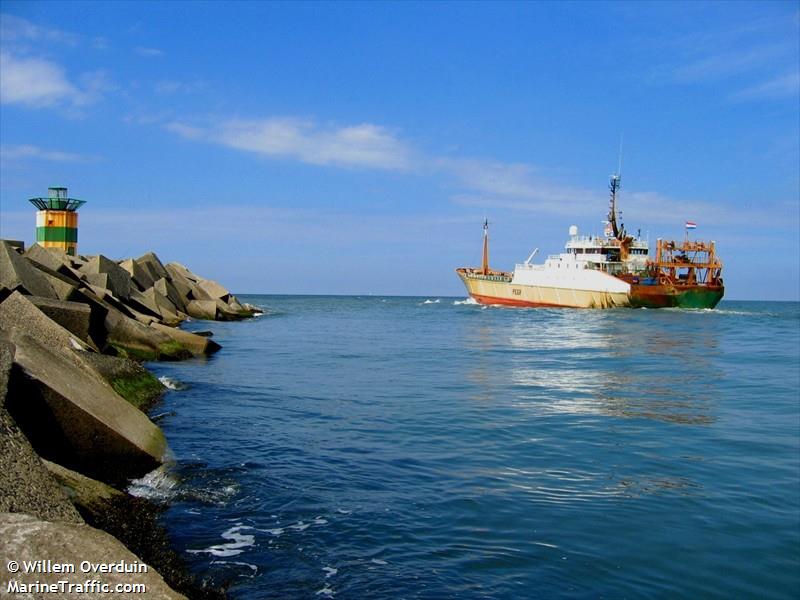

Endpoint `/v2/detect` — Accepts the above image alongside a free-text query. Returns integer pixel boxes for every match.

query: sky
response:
[0,1,798,299]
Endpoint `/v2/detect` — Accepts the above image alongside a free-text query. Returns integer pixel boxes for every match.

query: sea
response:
[138,297,800,599]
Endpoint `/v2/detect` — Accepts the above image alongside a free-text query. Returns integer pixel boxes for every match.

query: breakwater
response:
[0,240,259,598]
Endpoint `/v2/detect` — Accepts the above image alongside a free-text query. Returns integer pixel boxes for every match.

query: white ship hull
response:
[457,267,630,309]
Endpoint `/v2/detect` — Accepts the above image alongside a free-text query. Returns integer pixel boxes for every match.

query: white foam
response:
[453,297,478,305]
[371,559,388,565]
[290,521,310,531]
[315,585,335,596]
[210,560,258,575]
[336,509,351,514]
[323,567,338,578]
[422,299,441,304]
[187,524,255,558]
[127,466,179,501]
[313,517,328,525]
[158,376,188,391]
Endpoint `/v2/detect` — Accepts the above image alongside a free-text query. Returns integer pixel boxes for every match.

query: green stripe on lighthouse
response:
[36,226,78,242]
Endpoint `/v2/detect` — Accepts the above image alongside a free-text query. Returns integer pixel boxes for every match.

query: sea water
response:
[142,297,800,599]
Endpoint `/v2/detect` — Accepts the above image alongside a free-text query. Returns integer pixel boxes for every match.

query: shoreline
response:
[0,240,260,598]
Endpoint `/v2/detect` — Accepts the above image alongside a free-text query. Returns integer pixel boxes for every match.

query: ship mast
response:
[608,136,624,241]
[481,219,490,275]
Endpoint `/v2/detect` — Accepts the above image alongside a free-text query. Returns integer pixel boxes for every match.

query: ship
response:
[455,173,724,309]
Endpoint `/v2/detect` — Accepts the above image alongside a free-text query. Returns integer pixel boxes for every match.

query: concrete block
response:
[0,398,84,522]
[24,244,69,272]
[76,353,165,410]
[27,261,80,301]
[141,287,182,326]
[0,240,56,298]
[6,332,168,482]
[84,271,109,289]
[1,340,84,523]
[80,255,133,299]
[128,288,165,319]
[164,265,194,302]
[120,257,153,292]
[185,299,217,320]
[150,323,222,356]
[27,296,93,347]
[154,277,187,313]
[0,513,187,600]
[197,278,231,301]
[0,291,95,353]
[135,251,169,285]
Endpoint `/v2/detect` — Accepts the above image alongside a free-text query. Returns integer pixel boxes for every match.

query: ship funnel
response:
[569,225,578,237]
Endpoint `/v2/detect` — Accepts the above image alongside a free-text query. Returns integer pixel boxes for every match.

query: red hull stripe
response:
[470,293,573,308]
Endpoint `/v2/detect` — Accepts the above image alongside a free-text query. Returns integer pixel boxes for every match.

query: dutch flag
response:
[685,221,697,229]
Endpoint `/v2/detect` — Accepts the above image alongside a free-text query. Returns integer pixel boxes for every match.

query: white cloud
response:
[731,72,800,101]
[0,13,80,46]
[135,46,164,57]
[155,79,206,95]
[0,51,83,107]
[167,117,411,170]
[0,144,90,162]
[164,121,205,139]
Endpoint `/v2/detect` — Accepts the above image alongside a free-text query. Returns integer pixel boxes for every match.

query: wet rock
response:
[0,339,84,524]
[150,323,222,356]
[76,352,165,411]
[0,513,187,600]
[103,305,191,361]
[6,332,168,483]
[0,240,56,298]
[186,299,218,320]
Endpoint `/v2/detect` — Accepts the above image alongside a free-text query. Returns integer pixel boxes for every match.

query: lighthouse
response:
[28,187,86,256]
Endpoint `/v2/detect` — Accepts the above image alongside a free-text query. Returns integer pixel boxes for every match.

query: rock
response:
[164,264,195,302]
[77,352,165,410]
[84,271,110,289]
[80,255,133,300]
[141,287,182,326]
[24,244,70,272]
[0,513,187,600]
[149,323,221,356]
[6,332,168,483]
[197,278,230,301]
[27,296,93,347]
[135,252,169,287]
[128,287,166,320]
[154,277,187,313]
[43,460,124,520]
[0,291,94,353]
[120,257,153,292]
[0,240,56,298]
[185,299,217,320]
[103,304,192,361]
[0,337,84,524]
[26,261,80,301]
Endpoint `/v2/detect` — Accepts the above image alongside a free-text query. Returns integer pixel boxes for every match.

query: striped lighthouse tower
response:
[28,187,86,256]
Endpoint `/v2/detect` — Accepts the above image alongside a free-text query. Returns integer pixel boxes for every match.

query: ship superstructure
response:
[456,171,724,309]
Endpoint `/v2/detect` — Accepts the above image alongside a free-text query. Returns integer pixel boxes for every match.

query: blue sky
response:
[1,1,798,299]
